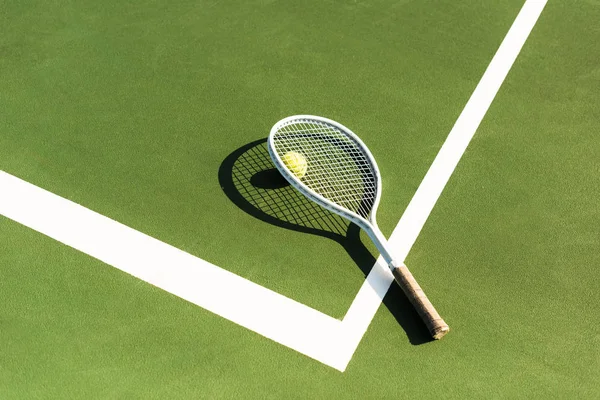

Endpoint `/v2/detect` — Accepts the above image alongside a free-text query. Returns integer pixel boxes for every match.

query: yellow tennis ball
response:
[281,151,307,179]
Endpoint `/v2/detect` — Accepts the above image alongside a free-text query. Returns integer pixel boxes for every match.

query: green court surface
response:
[1,0,599,398]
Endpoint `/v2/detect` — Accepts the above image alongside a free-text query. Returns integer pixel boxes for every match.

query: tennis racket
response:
[267,115,449,340]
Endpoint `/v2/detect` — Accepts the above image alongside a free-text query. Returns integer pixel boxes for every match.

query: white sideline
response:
[338,0,548,367]
[0,0,546,373]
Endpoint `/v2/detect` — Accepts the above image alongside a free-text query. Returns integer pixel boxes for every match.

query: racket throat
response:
[363,225,396,267]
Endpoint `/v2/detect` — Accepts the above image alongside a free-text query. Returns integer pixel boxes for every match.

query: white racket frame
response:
[268,115,449,339]
[268,115,394,265]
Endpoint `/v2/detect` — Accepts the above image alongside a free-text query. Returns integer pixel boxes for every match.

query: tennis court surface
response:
[1,0,599,398]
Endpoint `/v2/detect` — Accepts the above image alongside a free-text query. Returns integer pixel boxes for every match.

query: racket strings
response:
[232,143,350,236]
[276,123,375,218]
[272,120,377,219]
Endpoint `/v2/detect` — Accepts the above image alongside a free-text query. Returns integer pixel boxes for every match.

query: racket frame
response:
[269,115,394,261]
[268,115,449,339]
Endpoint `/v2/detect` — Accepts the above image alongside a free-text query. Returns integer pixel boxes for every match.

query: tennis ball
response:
[281,151,307,179]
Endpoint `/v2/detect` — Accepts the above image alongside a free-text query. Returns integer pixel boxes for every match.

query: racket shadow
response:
[218,138,432,345]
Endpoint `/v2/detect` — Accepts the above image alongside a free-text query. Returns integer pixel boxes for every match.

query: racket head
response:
[268,115,382,229]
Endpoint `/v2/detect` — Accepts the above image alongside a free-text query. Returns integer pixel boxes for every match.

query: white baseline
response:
[0,0,546,373]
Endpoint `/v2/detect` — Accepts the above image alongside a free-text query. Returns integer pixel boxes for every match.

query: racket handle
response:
[391,262,449,340]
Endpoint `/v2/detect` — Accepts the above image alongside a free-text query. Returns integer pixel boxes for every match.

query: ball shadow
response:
[218,138,432,345]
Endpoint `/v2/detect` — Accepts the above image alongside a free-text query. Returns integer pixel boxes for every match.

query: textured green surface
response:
[1,0,599,398]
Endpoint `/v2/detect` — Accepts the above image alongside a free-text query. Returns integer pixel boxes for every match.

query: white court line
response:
[339,0,548,368]
[0,171,348,370]
[0,0,546,373]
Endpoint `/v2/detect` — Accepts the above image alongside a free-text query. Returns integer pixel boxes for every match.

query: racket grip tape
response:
[391,263,449,340]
